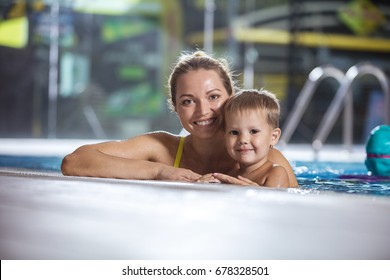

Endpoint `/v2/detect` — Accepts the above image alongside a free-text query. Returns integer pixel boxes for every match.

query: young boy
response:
[200,89,290,187]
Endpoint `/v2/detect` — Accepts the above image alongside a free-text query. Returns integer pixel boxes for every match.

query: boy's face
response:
[224,109,280,168]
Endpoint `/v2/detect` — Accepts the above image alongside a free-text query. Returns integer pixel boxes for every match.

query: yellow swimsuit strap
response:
[173,136,185,168]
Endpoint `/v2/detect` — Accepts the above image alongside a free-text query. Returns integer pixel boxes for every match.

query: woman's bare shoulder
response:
[128,131,180,147]
[75,131,181,160]
[120,131,182,160]
[79,131,177,147]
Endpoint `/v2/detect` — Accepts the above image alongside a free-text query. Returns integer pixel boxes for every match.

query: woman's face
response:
[175,69,230,139]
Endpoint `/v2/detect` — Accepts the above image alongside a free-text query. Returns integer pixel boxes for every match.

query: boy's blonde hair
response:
[223,89,280,129]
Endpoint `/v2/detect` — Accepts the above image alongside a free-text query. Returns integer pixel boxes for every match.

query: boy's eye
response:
[250,129,260,134]
[229,130,239,135]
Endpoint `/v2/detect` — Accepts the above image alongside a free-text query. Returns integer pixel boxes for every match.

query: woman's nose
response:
[197,99,210,115]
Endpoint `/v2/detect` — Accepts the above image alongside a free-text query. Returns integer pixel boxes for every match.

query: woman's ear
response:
[271,128,281,146]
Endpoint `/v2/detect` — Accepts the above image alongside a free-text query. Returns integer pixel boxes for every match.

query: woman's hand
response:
[156,165,202,182]
[196,173,221,183]
[212,173,259,186]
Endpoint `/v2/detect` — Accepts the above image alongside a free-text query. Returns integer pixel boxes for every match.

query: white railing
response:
[281,63,390,152]
[280,65,345,145]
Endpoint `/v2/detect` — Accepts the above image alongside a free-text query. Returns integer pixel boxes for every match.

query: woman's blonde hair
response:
[223,89,281,129]
[167,50,236,111]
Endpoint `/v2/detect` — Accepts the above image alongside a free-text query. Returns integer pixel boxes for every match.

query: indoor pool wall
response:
[0,139,390,259]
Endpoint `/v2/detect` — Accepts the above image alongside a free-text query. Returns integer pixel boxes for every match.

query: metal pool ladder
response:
[280,62,390,152]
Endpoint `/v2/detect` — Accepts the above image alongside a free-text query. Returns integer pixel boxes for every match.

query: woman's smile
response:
[194,117,217,126]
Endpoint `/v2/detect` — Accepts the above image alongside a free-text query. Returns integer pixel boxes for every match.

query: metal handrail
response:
[312,62,390,151]
[280,65,345,146]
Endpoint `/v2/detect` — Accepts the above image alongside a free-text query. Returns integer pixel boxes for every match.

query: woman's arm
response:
[268,148,298,187]
[61,133,201,181]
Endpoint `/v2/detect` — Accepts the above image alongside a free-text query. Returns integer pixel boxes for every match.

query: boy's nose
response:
[238,134,248,144]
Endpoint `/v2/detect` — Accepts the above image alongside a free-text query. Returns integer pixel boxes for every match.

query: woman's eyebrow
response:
[206,88,222,94]
[177,93,194,98]
[177,89,222,99]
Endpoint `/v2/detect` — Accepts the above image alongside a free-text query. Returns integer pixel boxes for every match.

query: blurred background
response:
[0,0,389,145]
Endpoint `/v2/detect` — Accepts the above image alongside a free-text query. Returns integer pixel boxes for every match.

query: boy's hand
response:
[212,173,259,186]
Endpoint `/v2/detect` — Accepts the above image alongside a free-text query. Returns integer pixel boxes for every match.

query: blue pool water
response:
[0,155,62,171]
[1,155,389,197]
[294,161,390,196]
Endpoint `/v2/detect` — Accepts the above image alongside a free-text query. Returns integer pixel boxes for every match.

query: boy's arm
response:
[268,148,298,187]
[264,165,291,188]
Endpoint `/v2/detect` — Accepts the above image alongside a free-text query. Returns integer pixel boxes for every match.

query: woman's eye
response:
[181,99,193,105]
[209,94,219,100]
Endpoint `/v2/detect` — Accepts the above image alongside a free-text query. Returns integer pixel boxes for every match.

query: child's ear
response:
[271,128,281,145]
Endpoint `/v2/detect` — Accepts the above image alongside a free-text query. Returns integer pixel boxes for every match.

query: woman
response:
[61,51,298,187]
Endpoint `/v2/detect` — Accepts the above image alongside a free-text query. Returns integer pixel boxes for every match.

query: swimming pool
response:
[0,140,390,259]
[1,154,389,197]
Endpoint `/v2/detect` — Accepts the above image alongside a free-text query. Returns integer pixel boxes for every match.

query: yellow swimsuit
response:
[173,137,185,168]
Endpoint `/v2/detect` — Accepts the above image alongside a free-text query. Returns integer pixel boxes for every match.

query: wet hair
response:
[223,89,280,129]
[167,50,236,111]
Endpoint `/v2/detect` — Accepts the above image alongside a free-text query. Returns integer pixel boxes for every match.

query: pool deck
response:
[0,139,389,260]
